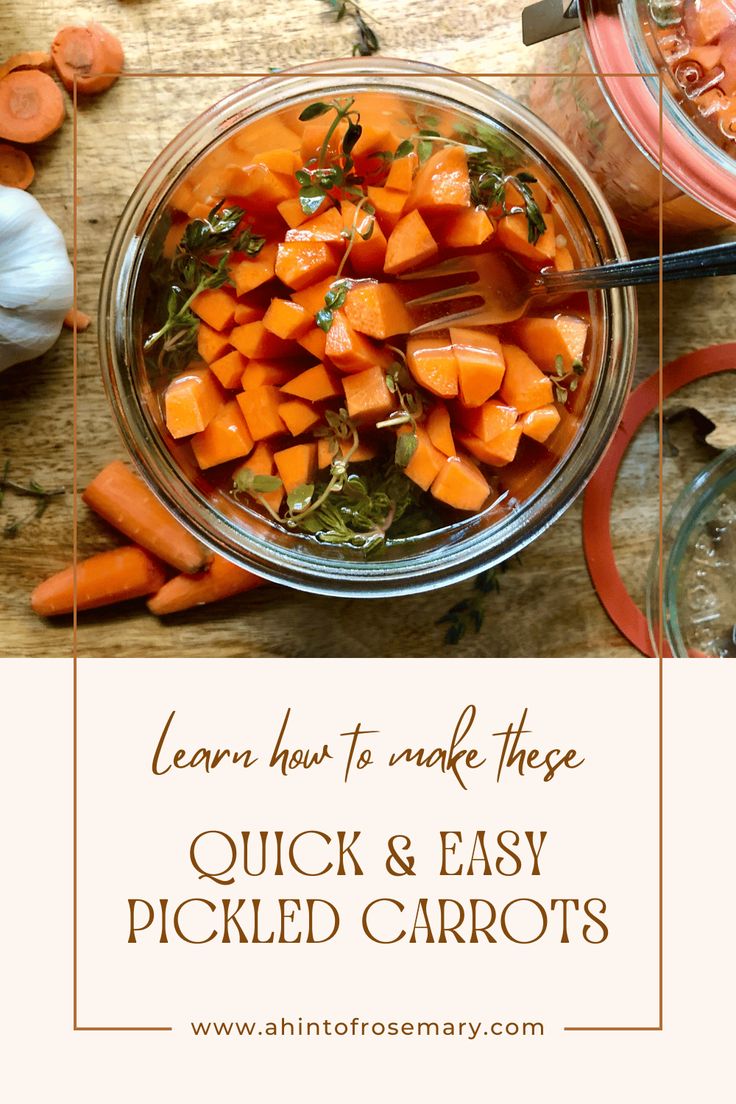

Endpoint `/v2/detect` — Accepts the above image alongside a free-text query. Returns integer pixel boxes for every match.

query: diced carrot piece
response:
[301,118,345,163]
[426,404,455,456]
[163,220,187,259]
[352,120,392,159]
[240,359,293,390]
[406,146,471,212]
[237,114,300,153]
[343,364,395,423]
[520,404,561,443]
[692,0,732,43]
[298,326,328,360]
[325,310,391,374]
[406,334,458,398]
[230,320,293,359]
[165,367,222,438]
[233,301,263,325]
[278,398,321,437]
[291,276,337,315]
[504,178,550,214]
[341,200,387,275]
[236,441,284,512]
[258,147,301,175]
[274,442,318,493]
[284,207,345,242]
[281,363,342,402]
[366,185,408,232]
[458,424,523,467]
[384,209,438,275]
[451,327,506,407]
[232,163,296,210]
[277,195,329,228]
[275,241,339,290]
[317,437,377,468]
[228,241,277,295]
[209,348,247,389]
[191,286,237,331]
[236,385,287,440]
[191,400,255,469]
[385,152,417,192]
[262,298,312,340]
[431,454,490,512]
[197,322,230,364]
[456,398,518,442]
[395,424,443,491]
[188,200,213,220]
[496,214,556,267]
[554,246,574,273]
[499,344,554,413]
[512,314,589,373]
[437,207,495,249]
[344,281,413,339]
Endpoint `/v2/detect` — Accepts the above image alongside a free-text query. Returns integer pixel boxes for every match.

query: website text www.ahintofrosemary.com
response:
[190,1017,543,1040]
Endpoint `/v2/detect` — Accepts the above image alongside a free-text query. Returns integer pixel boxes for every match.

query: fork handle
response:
[541,241,736,293]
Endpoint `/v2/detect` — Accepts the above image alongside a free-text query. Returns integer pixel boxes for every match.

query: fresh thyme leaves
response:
[296,97,367,215]
[320,0,380,57]
[552,355,585,404]
[394,430,418,468]
[437,558,519,644]
[467,155,547,244]
[293,463,422,550]
[315,279,350,332]
[0,460,66,539]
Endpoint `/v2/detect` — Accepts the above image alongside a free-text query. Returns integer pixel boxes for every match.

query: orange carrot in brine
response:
[0,70,65,143]
[82,460,211,573]
[0,143,34,188]
[147,555,265,615]
[31,546,166,617]
[51,23,123,95]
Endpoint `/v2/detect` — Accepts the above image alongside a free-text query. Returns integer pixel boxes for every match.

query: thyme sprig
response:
[468,159,547,244]
[552,355,585,404]
[296,97,366,215]
[0,459,66,538]
[320,0,380,56]
[437,558,519,644]
[381,349,427,468]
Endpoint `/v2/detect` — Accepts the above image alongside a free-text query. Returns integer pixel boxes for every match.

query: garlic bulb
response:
[0,183,74,372]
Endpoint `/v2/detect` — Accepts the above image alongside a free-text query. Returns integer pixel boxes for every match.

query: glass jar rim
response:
[99,57,636,598]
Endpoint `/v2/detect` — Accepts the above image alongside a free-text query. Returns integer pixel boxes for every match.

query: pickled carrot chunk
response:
[437,207,495,249]
[431,454,490,512]
[162,220,187,259]
[147,554,265,616]
[342,364,396,423]
[457,397,518,442]
[499,344,553,413]
[231,163,296,210]
[230,320,293,359]
[291,276,338,315]
[691,0,732,43]
[384,209,438,275]
[258,147,300,175]
[458,423,523,467]
[406,334,458,398]
[341,200,387,274]
[344,281,413,339]
[554,247,574,273]
[298,325,328,360]
[275,241,340,289]
[281,363,342,401]
[385,152,417,192]
[426,403,456,456]
[325,310,391,374]
[209,349,247,390]
[520,404,561,443]
[165,367,221,438]
[301,118,346,162]
[274,442,318,493]
[236,384,287,440]
[399,424,445,491]
[366,185,408,232]
[317,437,377,468]
[240,359,293,390]
[228,241,277,295]
[197,322,230,364]
[277,195,329,228]
[191,286,237,331]
[406,145,471,212]
[262,298,312,340]
[236,441,284,511]
[512,314,588,372]
[496,214,556,266]
[284,207,345,242]
[450,327,506,407]
[191,400,255,469]
[278,398,321,437]
[233,301,263,325]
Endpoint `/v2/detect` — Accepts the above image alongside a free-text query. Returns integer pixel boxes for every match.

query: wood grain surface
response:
[1,0,734,657]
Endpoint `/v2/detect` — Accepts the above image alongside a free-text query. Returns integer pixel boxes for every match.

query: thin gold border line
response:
[71,66,663,1035]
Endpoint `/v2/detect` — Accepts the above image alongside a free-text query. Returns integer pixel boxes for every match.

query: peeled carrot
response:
[0,142,34,188]
[32,546,167,617]
[0,70,65,143]
[83,460,211,573]
[148,554,265,616]
[0,51,52,82]
[63,306,91,330]
[51,23,124,95]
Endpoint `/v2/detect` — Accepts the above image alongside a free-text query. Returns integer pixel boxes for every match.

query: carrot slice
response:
[0,142,33,188]
[384,209,438,275]
[280,363,342,402]
[63,306,91,330]
[458,424,523,467]
[343,364,396,423]
[496,214,556,267]
[520,404,561,444]
[437,207,495,249]
[230,320,292,359]
[431,454,490,512]
[298,326,328,360]
[406,146,471,212]
[426,404,456,456]
[325,310,391,374]
[197,322,230,364]
[32,546,167,617]
[0,51,52,82]
[366,185,408,232]
[262,298,312,340]
[228,241,278,295]
[51,23,124,95]
[284,206,345,243]
[451,327,506,408]
[235,442,284,513]
[406,334,458,398]
[499,344,554,413]
[240,359,293,390]
[275,241,339,290]
[274,442,318,493]
[0,70,65,143]
[237,384,287,440]
[82,460,211,573]
[191,400,254,469]
[457,398,517,443]
[344,281,413,340]
[278,398,321,437]
[209,349,247,390]
[147,554,265,616]
[512,314,588,373]
[318,437,377,468]
[192,286,237,331]
[400,424,444,491]
[385,152,417,192]
[165,367,222,438]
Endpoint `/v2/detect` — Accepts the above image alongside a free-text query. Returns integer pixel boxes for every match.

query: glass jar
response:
[525,0,736,235]
[99,57,635,598]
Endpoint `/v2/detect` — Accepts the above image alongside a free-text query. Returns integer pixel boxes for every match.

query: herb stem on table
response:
[0,460,66,538]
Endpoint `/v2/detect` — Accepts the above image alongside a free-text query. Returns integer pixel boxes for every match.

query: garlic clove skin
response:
[0,184,74,372]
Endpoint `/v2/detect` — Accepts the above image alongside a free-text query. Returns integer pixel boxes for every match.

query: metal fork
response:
[403,241,736,334]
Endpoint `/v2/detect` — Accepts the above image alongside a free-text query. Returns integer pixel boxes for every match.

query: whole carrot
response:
[147,554,265,616]
[31,546,167,617]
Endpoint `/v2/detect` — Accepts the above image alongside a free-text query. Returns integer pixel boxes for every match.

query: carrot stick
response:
[0,51,52,82]
[147,555,266,616]
[31,546,167,617]
[0,143,34,188]
[0,70,65,143]
[63,306,90,330]
[51,23,124,95]
[82,460,211,574]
